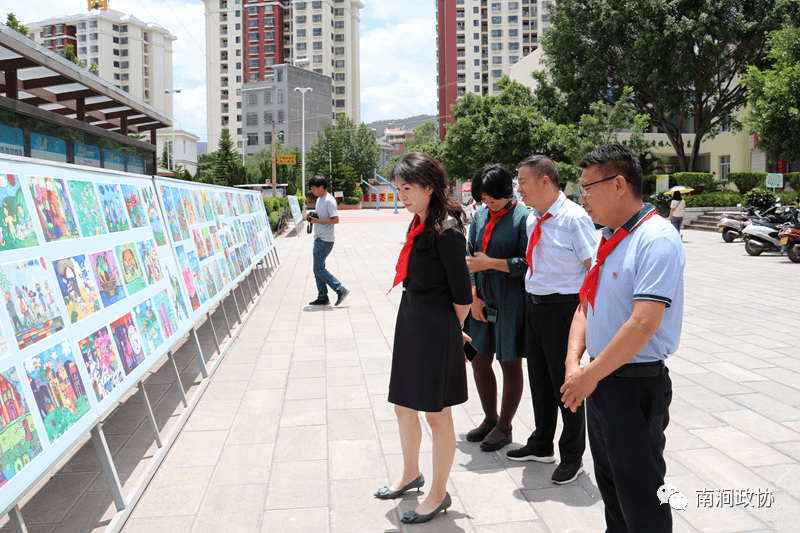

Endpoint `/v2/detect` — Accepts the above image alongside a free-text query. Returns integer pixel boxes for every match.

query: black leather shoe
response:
[400,492,451,523]
[309,297,330,305]
[335,288,350,306]
[374,473,424,499]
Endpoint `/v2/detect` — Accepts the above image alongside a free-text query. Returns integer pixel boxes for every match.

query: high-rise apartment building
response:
[27,10,176,117]
[204,0,362,153]
[436,0,547,139]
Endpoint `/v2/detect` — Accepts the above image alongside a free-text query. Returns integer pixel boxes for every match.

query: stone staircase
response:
[683,207,740,232]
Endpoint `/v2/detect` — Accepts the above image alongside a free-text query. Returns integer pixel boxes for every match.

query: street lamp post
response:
[294,87,312,197]
[164,89,182,172]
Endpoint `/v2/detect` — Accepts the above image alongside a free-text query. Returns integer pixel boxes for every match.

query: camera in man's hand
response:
[306,211,317,234]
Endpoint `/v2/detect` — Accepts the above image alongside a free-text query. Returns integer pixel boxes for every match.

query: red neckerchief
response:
[390,215,426,292]
[526,212,552,279]
[579,209,659,313]
[482,200,517,253]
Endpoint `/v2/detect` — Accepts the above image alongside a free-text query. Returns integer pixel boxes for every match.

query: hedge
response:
[784,173,800,191]
[683,192,743,208]
[263,197,286,215]
[268,210,280,232]
[670,172,715,193]
[726,172,768,195]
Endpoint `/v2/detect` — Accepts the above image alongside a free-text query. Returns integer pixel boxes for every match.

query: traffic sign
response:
[766,173,783,188]
[276,155,296,165]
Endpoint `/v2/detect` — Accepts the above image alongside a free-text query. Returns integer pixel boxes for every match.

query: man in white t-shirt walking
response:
[308,175,349,306]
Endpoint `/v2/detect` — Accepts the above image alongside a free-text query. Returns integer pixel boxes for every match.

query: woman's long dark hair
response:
[673,191,682,201]
[390,152,465,249]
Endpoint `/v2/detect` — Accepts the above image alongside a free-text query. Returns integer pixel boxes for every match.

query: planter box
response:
[338,204,361,210]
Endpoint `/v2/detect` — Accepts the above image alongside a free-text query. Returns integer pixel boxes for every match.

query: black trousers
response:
[587,369,672,533]
[524,298,585,464]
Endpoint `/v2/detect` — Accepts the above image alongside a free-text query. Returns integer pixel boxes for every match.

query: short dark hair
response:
[308,175,327,189]
[471,164,514,201]
[518,154,559,189]
[579,144,643,199]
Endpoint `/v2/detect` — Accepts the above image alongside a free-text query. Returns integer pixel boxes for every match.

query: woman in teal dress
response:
[464,164,529,451]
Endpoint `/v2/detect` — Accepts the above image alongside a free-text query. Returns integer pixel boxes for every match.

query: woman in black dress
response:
[374,152,472,524]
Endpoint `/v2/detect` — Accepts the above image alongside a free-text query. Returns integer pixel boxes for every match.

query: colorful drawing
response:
[115,243,147,295]
[88,250,126,308]
[187,250,208,305]
[192,229,208,261]
[224,192,233,217]
[23,340,91,444]
[168,187,189,241]
[141,186,166,247]
[135,239,163,286]
[228,248,241,278]
[0,365,43,488]
[179,189,197,226]
[120,184,147,229]
[201,227,214,259]
[78,326,124,403]
[215,192,226,216]
[192,190,206,222]
[0,174,38,251]
[0,327,8,361]
[223,248,236,280]
[159,186,182,242]
[199,190,213,222]
[110,312,146,375]
[52,255,102,324]
[161,257,190,325]
[66,180,106,238]
[152,289,178,338]
[218,257,231,285]
[0,258,65,350]
[175,246,200,312]
[210,260,224,294]
[95,183,130,233]
[202,263,218,299]
[27,176,80,242]
[132,299,164,357]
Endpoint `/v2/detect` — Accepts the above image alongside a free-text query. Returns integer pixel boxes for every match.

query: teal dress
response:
[464,200,529,361]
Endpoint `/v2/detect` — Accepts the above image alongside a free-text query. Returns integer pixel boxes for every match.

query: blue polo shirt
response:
[586,204,685,363]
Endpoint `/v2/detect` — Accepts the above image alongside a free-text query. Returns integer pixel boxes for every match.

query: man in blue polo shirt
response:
[561,144,684,533]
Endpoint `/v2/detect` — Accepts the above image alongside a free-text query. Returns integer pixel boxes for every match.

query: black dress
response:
[388,226,473,412]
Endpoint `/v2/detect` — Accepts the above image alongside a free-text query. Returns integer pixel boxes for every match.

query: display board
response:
[0,157,274,515]
[287,195,303,227]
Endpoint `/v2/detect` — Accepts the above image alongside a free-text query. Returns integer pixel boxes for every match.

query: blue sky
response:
[16,0,438,142]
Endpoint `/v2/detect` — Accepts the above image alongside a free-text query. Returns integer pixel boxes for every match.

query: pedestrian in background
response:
[307,175,350,306]
[463,164,527,452]
[668,190,686,237]
[374,152,472,525]
[506,155,597,485]
[561,144,684,532]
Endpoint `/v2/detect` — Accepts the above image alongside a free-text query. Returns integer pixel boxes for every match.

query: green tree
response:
[212,129,245,187]
[404,120,439,152]
[88,63,99,75]
[62,44,81,67]
[305,117,379,196]
[742,26,800,165]
[6,13,27,36]
[541,0,799,172]
[196,152,217,183]
[159,142,173,171]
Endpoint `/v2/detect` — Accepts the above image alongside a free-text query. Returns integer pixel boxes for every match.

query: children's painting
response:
[132,299,164,357]
[66,180,106,237]
[161,257,190,325]
[88,250,126,308]
[187,250,208,306]
[0,365,43,488]
[27,176,80,242]
[218,257,231,285]
[0,328,8,361]
[179,189,197,226]
[52,255,102,324]
[201,227,214,258]
[115,243,147,295]
[200,190,214,222]
[120,184,147,229]
[202,263,219,299]
[159,186,182,242]
[192,190,206,222]
[135,239,163,286]
[0,174,38,251]
[96,183,130,233]
[0,259,64,350]
[23,340,91,444]
[192,229,208,261]
[78,326,124,403]
[168,188,190,241]
[152,289,178,339]
[140,186,166,247]
[110,312,146,375]
[175,246,200,312]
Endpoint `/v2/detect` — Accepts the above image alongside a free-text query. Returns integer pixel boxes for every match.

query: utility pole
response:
[271,121,277,198]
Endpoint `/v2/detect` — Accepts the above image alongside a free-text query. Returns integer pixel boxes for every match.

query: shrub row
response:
[683,192,743,208]
[263,197,286,215]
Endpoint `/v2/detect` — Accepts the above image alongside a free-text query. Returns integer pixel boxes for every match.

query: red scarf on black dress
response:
[389,215,426,292]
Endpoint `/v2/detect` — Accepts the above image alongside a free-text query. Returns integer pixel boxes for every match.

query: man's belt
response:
[612,360,666,378]
[528,293,580,305]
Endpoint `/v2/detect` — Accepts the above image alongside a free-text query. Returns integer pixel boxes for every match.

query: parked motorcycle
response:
[743,206,797,256]
[779,209,800,263]
[717,205,757,242]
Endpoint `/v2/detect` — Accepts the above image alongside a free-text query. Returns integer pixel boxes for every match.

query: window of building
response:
[720,155,730,180]
[79,47,87,54]
[491,42,503,51]
[492,3,501,10]
[509,29,518,37]
[236,75,242,82]
[121,73,129,81]
[121,61,129,68]
[43,27,52,37]
[334,21,344,29]
[90,32,98,41]
[542,14,549,23]
[237,115,241,122]
[249,45,259,54]
[509,1,519,9]
[313,68,323,74]
[248,6,258,14]
[334,59,344,67]
[89,45,98,53]
[474,59,480,66]
[265,44,275,53]
[458,61,465,70]
[221,116,229,126]
[312,0,322,8]
[473,20,479,26]
[335,73,345,81]
[120,24,127,32]
[314,55,324,64]
[89,20,97,29]
[297,29,306,37]
[236,36,241,43]
[264,91,272,104]
[264,31,274,40]
[264,132,272,144]
[312,14,322,22]
[265,18,274,26]
[313,27,322,36]
[493,83,500,92]
[236,49,241,56]
[249,32,258,41]
[276,68,283,82]
[113,60,120,68]
[510,55,519,64]
[509,42,519,50]
[335,99,345,108]
[236,23,241,30]
[122,85,129,92]
[114,73,120,80]
[236,10,240,17]
[264,111,273,123]
[237,101,242,109]
[491,29,502,38]
[473,6,479,13]
[335,86,345,94]
[247,133,258,145]
[277,90,283,103]
[78,34,86,42]
[246,113,258,125]
[56,38,64,46]
[492,56,502,64]
[121,49,128,57]
[509,15,518,23]
[112,24,119,32]
[296,1,306,9]
[297,42,307,51]
[492,69,502,78]
[90,57,98,65]
[492,16,501,24]
[121,37,128,44]
[457,49,465,57]
[297,15,306,23]
[335,33,344,42]
[78,22,86,30]
[278,110,284,123]
[721,120,731,133]
[113,36,119,44]
[313,41,322,50]
[248,58,259,68]
[249,19,258,28]
[265,57,274,67]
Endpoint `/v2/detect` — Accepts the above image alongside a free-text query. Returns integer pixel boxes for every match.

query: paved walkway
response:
[120,213,800,533]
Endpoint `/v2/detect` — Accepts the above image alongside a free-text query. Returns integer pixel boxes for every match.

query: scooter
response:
[743,206,796,256]
[779,209,800,263]
[717,205,757,242]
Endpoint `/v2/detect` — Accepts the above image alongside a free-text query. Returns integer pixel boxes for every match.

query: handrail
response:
[374,171,400,214]
[361,177,380,211]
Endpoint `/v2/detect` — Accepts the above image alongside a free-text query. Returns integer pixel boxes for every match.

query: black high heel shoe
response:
[374,473,424,499]
[401,492,452,523]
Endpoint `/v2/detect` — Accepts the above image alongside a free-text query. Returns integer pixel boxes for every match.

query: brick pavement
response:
[119,214,800,533]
